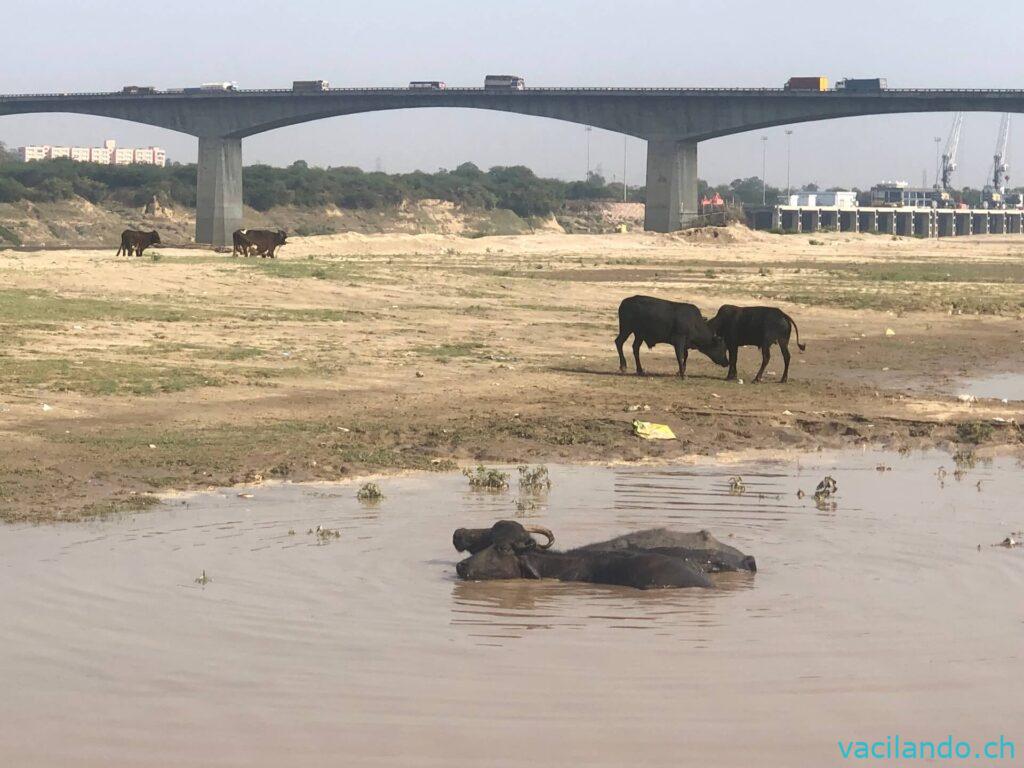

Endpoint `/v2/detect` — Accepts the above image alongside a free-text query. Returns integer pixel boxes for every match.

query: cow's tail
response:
[783,312,806,351]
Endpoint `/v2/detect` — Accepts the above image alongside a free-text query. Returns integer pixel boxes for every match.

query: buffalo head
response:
[701,334,729,367]
[452,520,553,554]
[454,520,553,580]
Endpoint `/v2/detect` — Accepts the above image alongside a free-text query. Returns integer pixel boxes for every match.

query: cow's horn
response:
[523,525,554,549]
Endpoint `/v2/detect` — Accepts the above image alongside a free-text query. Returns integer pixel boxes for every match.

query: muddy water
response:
[958,372,1024,401]
[1,452,1022,768]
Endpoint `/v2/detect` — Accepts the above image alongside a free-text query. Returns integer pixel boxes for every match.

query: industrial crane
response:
[982,113,1010,208]
[938,112,964,195]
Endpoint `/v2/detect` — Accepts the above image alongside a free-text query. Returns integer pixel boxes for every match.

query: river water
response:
[1,450,1021,767]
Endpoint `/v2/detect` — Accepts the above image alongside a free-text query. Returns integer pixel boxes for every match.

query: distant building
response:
[869,181,943,208]
[17,138,166,167]
[779,191,858,207]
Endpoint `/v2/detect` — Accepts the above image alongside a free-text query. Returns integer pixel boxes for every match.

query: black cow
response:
[707,305,806,383]
[453,521,757,590]
[116,229,160,257]
[615,295,729,378]
[232,229,256,257]
[236,228,287,258]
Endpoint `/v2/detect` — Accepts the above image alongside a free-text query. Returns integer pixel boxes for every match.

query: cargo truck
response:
[784,76,828,91]
[835,78,887,91]
[122,85,156,95]
[484,74,525,90]
[292,80,329,92]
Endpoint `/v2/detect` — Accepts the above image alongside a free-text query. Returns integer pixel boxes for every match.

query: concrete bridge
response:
[4,85,1024,246]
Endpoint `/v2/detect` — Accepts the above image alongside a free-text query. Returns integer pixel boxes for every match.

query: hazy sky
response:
[1,0,1021,190]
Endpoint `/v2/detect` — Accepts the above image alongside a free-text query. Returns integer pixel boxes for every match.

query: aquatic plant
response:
[463,465,510,490]
[356,482,384,501]
[518,465,551,491]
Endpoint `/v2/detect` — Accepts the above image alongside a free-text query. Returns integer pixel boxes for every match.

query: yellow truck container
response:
[784,76,828,91]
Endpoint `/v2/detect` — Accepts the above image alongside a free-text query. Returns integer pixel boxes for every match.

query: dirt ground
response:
[2,224,1023,522]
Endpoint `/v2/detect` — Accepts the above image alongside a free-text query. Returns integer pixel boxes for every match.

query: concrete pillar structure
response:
[913,210,933,238]
[936,211,954,237]
[859,210,879,234]
[782,209,801,232]
[196,136,243,247]
[644,138,698,232]
[771,206,783,230]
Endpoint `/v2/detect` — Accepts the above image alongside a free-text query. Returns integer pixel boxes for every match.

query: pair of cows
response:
[232,229,287,258]
[453,520,756,590]
[115,228,288,259]
[615,295,806,383]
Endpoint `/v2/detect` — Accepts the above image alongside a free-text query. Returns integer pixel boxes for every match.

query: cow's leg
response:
[779,340,791,383]
[753,344,771,383]
[726,345,739,380]
[615,331,630,372]
[673,338,688,379]
[632,337,645,376]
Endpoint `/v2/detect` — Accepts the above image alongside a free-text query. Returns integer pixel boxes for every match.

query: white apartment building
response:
[18,139,166,167]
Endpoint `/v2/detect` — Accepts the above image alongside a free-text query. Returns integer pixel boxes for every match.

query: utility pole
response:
[622,134,628,202]
[761,136,768,205]
[585,126,592,179]
[785,130,793,197]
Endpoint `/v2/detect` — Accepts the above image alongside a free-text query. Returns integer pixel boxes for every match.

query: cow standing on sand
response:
[116,229,160,257]
[707,305,806,383]
[232,228,286,258]
[614,295,729,379]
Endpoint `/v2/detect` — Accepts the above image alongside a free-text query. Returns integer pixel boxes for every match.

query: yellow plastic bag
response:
[632,420,676,440]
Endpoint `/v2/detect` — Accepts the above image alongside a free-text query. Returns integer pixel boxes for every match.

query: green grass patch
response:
[412,341,487,360]
[0,357,220,396]
[0,289,210,324]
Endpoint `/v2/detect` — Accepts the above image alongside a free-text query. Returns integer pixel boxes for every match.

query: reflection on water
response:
[957,371,1024,401]
[1,451,1021,767]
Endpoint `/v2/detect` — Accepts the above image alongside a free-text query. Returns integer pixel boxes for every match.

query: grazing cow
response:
[615,295,729,378]
[116,229,160,257]
[707,305,806,383]
[236,228,287,258]
[453,521,757,590]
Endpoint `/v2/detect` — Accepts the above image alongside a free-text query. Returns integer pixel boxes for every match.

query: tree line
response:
[0,146,641,218]
[0,142,1015,215]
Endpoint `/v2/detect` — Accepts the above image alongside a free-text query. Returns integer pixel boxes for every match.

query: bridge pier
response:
[196,136,243,247]
[644,138,698,232]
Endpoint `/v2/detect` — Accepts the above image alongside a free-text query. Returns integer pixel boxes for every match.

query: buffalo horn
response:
[523,525,554,549]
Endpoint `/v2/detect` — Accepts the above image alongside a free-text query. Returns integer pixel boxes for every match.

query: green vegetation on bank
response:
[0,139,1019,217]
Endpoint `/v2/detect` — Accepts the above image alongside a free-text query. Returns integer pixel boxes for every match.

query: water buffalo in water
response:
[707,304,806,383]
[454,521,756,590]
[116,229,160,257]
[615,295,729,378]
[233,228,287,258]
[453,521,554,554]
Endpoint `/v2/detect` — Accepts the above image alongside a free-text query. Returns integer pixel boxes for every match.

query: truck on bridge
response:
[836,78,887,91]
[784,76,828,91]
[484,74,525,90]
[292,80,329,92]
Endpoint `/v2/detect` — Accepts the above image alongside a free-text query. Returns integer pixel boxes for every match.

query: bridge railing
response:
[5,87,1024,99]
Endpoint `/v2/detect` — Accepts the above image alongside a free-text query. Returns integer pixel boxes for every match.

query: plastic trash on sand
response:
[632,420,676,440]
